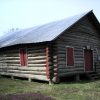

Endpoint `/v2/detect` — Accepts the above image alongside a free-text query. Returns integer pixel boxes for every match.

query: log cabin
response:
[0,10,100,83]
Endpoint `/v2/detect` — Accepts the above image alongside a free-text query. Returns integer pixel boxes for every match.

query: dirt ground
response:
[0,93,54,100]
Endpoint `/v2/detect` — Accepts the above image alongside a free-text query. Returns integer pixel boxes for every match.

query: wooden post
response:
[28,77,32,82]
[75,74,80,82]
[52,74,60,83]
[49,79,52,85]
[11,75,14,80]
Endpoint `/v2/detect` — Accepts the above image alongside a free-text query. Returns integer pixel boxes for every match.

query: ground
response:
[0,76,100,100]
[0,93,53,100]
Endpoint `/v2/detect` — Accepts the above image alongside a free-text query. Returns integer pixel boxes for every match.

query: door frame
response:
[83,48,94,72]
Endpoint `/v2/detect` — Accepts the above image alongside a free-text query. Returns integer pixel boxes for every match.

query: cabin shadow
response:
[59,74,94,84]
[1,74,99,84]
[0,75,49,84]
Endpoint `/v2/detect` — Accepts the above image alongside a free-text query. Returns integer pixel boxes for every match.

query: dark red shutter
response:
[20,49,24,66]
[20,49,27,66]
[66,47,74,66]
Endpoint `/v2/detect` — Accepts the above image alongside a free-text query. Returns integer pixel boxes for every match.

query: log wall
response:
[0,44,50,81]
[56,15,100,77]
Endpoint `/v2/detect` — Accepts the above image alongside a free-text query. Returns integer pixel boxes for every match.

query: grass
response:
[0,76,100,100]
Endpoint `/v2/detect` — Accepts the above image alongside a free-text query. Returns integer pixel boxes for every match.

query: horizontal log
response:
[4,51,18,54]
[7,62,20,64]
[53,56,57,60]
[28,63,46,65]
[58,38,99,47]
[0,60,6,63]
[58,64,84,68]
[0,72,48,81]
[57,57,65,60]
[28,53,46,57]
[58,62,90,67]
[75,64,84,67]
[7,70,46,75]
[58,71,84,77]
[28,60,46,64]
[96,66,100,69]
[29,56,51,59]
[28,46,46,50]
[75,58,84,61]
[28,49,46,53]
[4,57,19,60]
[6,64,20,66]
[4,60,20,63]
[0,69,46,75]
[28,62,46,65]
[28,61,46,65]
[58,54,66,58]
[5,59,20,61]
[0,66,46,71]
[28,57,46,60]
[75,61,84,64]
[6,54,19,57]
[5,57,19,59]
[59,67,84,72]
[58,61,66,65]
[29,64,46,67]
[28,56,46,59]
[28,51,46,55]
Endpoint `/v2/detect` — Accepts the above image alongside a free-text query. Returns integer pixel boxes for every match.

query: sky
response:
[0,0,100,36]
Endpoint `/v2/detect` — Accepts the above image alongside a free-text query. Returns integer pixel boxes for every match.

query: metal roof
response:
[0,11,94,48]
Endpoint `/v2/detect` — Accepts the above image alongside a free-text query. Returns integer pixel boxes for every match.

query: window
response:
[66,47,74,66]
[20,48,27,66]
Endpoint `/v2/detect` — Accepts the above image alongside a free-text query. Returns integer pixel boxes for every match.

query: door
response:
[84,49,93,71]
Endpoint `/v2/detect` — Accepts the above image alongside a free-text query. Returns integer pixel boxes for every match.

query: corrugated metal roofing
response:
[0,11,92,48]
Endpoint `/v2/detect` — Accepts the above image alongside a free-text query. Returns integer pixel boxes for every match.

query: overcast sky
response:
[0,0,100,36]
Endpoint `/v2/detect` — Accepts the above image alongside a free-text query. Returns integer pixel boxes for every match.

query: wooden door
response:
[84,49,93,71]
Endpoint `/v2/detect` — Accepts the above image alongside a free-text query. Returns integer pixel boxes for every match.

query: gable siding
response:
[56,16,100,77]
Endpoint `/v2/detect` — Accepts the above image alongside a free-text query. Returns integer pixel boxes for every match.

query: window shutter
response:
[20,48,27,66]
[66,47,74,66]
